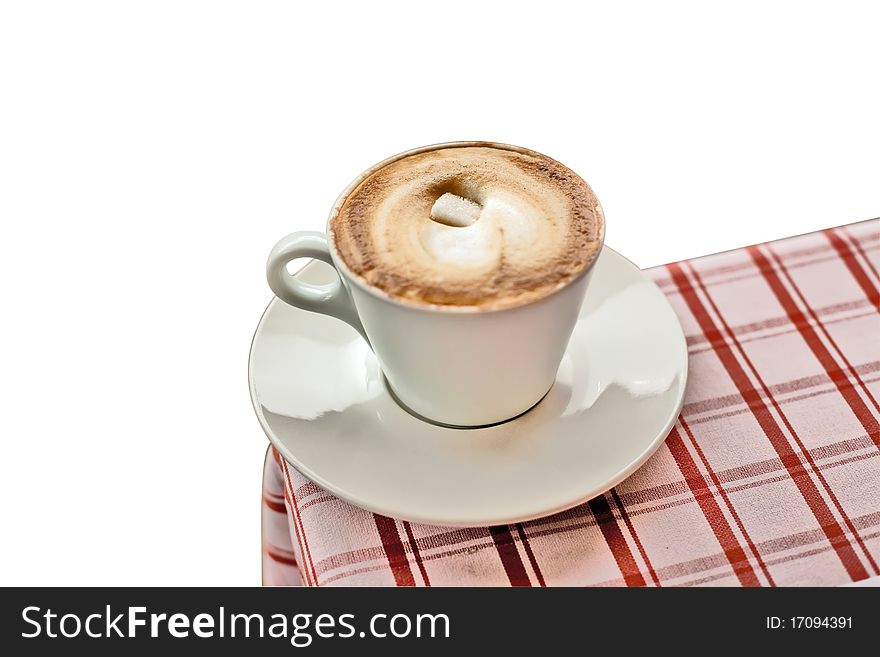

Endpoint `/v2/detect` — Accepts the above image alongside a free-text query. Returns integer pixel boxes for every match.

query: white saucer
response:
[249,248,688,527]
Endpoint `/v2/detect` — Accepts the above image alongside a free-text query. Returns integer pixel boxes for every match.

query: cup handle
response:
[266,231,368,342]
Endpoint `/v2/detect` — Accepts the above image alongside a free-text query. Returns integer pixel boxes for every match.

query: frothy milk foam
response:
[330,144,604,309]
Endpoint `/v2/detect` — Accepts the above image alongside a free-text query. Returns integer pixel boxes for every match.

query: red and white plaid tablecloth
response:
[261,219,879,587]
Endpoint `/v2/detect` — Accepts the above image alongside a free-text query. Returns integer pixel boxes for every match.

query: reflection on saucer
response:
[560,279,682,415]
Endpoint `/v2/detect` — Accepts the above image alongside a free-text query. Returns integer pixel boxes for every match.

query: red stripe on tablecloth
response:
[689,376,880,428]
[666,426,762,586]
[591,522,880,588]
[299,495,338,512]
[763,245,880,417]
[685,363,880,417]
[688,309,875,356]
[750,246,880,575]
[280,458,320,586]
[609,488,661,587]
[587,495,647,587]
[264,488,285,501]
[686,297,870,347]
[373,515,416,587]
[681,417,774,584]
[489,526,532,586]
[295,480,326,500]
[279,485,311,585]
[271,449,312,586]
[265,546,299,567]
[842,227,880,282]
[262,494,287,514]
[402,521,431,586]
[669,262,870,581]
[825,228,880,310]
[514,524,547,587]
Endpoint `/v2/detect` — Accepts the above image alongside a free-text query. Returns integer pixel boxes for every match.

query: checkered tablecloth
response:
[261,219,879,586]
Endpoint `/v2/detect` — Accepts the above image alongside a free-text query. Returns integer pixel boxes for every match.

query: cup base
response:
[381,374,553,430]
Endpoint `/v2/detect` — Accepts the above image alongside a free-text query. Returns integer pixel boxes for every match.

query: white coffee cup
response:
[266,142,605,427]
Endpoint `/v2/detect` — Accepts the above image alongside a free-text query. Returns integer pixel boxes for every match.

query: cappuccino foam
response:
[330,144,604,309]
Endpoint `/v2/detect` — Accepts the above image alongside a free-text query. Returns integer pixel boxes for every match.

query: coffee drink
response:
[330,144,604,309]
[267,142,606,425]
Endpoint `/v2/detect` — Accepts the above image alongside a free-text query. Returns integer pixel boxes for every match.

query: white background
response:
[1,1,877,585]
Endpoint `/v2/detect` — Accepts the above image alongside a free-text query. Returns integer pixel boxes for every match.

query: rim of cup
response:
[325,141,606,314]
